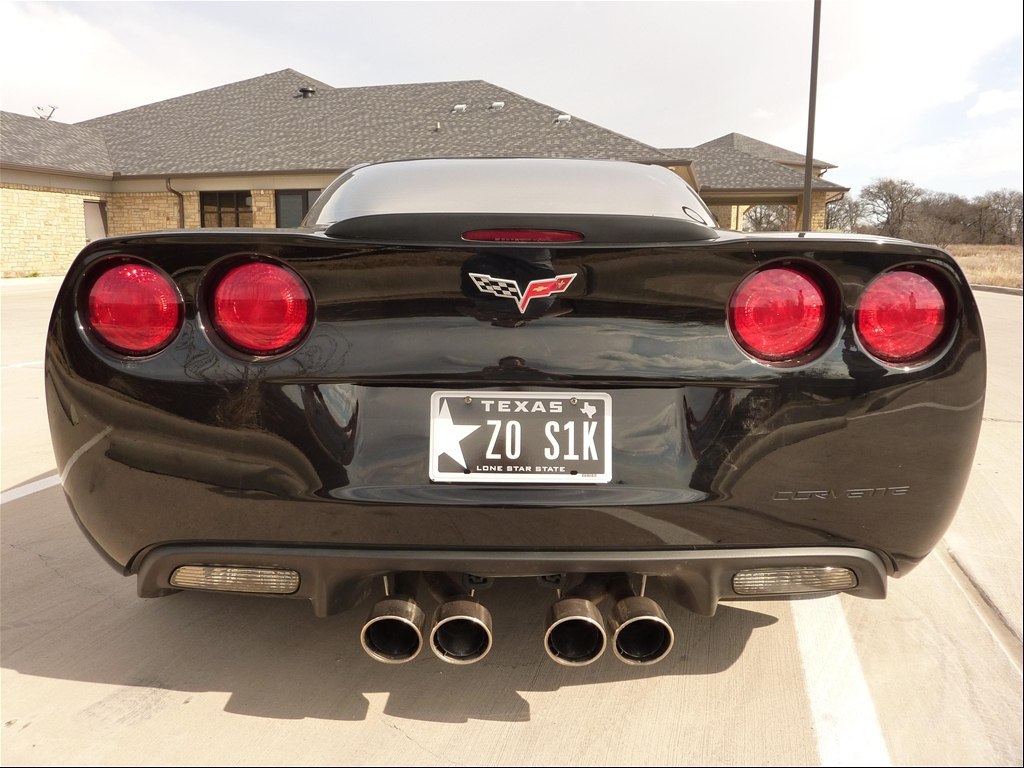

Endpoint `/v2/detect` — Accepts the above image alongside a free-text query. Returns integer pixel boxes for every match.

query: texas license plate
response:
[429,391,612,483]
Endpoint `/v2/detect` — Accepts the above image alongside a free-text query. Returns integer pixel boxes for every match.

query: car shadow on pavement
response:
[1,487,777,724]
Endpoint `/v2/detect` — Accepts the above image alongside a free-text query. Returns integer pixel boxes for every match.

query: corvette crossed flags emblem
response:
[468,272,576,313]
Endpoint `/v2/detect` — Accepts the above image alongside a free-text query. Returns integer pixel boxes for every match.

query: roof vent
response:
[553,114,572,126]
[489,101,505,111]
[451,104,468,114]
[297,86,316,99]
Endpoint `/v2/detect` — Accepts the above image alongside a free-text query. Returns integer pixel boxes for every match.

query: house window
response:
[276,189,321,228]
[201,191,252,227]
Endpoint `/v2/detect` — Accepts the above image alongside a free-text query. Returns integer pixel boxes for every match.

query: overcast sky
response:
[2,0,1021,197]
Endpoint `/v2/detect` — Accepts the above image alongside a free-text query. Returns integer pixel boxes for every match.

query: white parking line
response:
[1,360,44,369]
[0,474,61,505]
[792,594,892,766]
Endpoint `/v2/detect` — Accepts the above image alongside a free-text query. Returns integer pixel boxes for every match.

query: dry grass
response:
[945,244,1022,290]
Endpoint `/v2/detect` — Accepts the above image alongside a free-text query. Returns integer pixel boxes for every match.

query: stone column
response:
[251,189,276,228]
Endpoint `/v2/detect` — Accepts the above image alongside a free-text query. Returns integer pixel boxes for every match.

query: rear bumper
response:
[134,543,888,617]
[49,365,983,574]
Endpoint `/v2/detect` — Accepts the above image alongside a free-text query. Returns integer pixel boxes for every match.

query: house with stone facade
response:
[1,69,846,276]
[662,134,846,231]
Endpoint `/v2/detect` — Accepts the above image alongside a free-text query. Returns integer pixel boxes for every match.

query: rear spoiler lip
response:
[323,212,720,246]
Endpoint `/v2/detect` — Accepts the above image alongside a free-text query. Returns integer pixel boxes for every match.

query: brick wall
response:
[106,189,273,233]
[708,204,748,230]
[251,189,275,228]
[811,192,828,231]
[183,191,201,228]
[797,192,829,231]
[3,183,312,276]
[106,191,182,236]
[0,183,107,276]
[2,187,214,276]
[707,205,733,230]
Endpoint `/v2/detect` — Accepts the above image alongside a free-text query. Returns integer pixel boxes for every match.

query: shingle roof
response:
[0,111,111,176]
[76,69,674,176]
[2,71,846,197]
[698,132,837,169]
[661,145,847,192]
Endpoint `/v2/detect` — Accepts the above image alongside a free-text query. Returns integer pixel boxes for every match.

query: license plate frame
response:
[428,391,612,484]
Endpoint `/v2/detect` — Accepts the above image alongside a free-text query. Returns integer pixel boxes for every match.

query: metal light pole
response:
[801,0,822,232]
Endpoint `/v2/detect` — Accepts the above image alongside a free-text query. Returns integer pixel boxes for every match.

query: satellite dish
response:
[33,105,57,120]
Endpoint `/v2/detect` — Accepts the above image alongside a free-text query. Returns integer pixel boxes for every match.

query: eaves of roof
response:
[660,145,847,193]
[698,177,849,193]
[0,160,112,181]
[697,132,838,169]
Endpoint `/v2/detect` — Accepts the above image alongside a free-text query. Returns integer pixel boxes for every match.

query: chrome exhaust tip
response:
[360,597,426,664]
[544,597,607,666]
[609,595,674,666]
[429,598,493,665]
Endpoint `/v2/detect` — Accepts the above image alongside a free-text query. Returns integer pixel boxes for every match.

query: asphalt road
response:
[1,278,1021,766]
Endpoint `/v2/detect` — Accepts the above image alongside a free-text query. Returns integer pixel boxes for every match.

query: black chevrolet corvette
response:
[45,158,985,667]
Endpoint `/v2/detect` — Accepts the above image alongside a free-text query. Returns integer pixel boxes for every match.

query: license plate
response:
[429,391,612,484]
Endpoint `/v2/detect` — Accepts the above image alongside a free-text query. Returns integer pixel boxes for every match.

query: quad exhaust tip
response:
[360,573,674,667]
[544,597,608,666]
[609,595,674,666]
[360,597,426,664]
[429,598,493,664]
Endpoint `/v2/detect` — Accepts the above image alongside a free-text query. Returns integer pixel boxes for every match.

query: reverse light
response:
[856,270,948,364]
[170,565,300,594]
[86,261,181,356]
[211,261,311,355]
[732,566,857,595]
[729,267,828,361]
[462,229,584,243]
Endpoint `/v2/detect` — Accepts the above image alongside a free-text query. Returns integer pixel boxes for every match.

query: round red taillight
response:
[87,262,181,356]
[856,270,947,364]
[729,267,828,361]
[211,262,311,355]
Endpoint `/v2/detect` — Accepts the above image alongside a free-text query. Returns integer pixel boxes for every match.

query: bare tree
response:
[825,195,863,231]
[860,178,923,238]
[743,204,796,231]
[908,192,974,247]
[974,189,1023,245]
[746,180,1019,245]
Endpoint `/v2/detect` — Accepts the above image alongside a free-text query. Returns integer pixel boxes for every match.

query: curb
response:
[971,284,1023,296]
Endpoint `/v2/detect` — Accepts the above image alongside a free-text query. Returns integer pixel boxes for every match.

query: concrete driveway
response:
[1,279,1021,765]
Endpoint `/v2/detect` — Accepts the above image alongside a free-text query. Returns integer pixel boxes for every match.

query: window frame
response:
[275,189,321,228]
[200,191,253,228]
